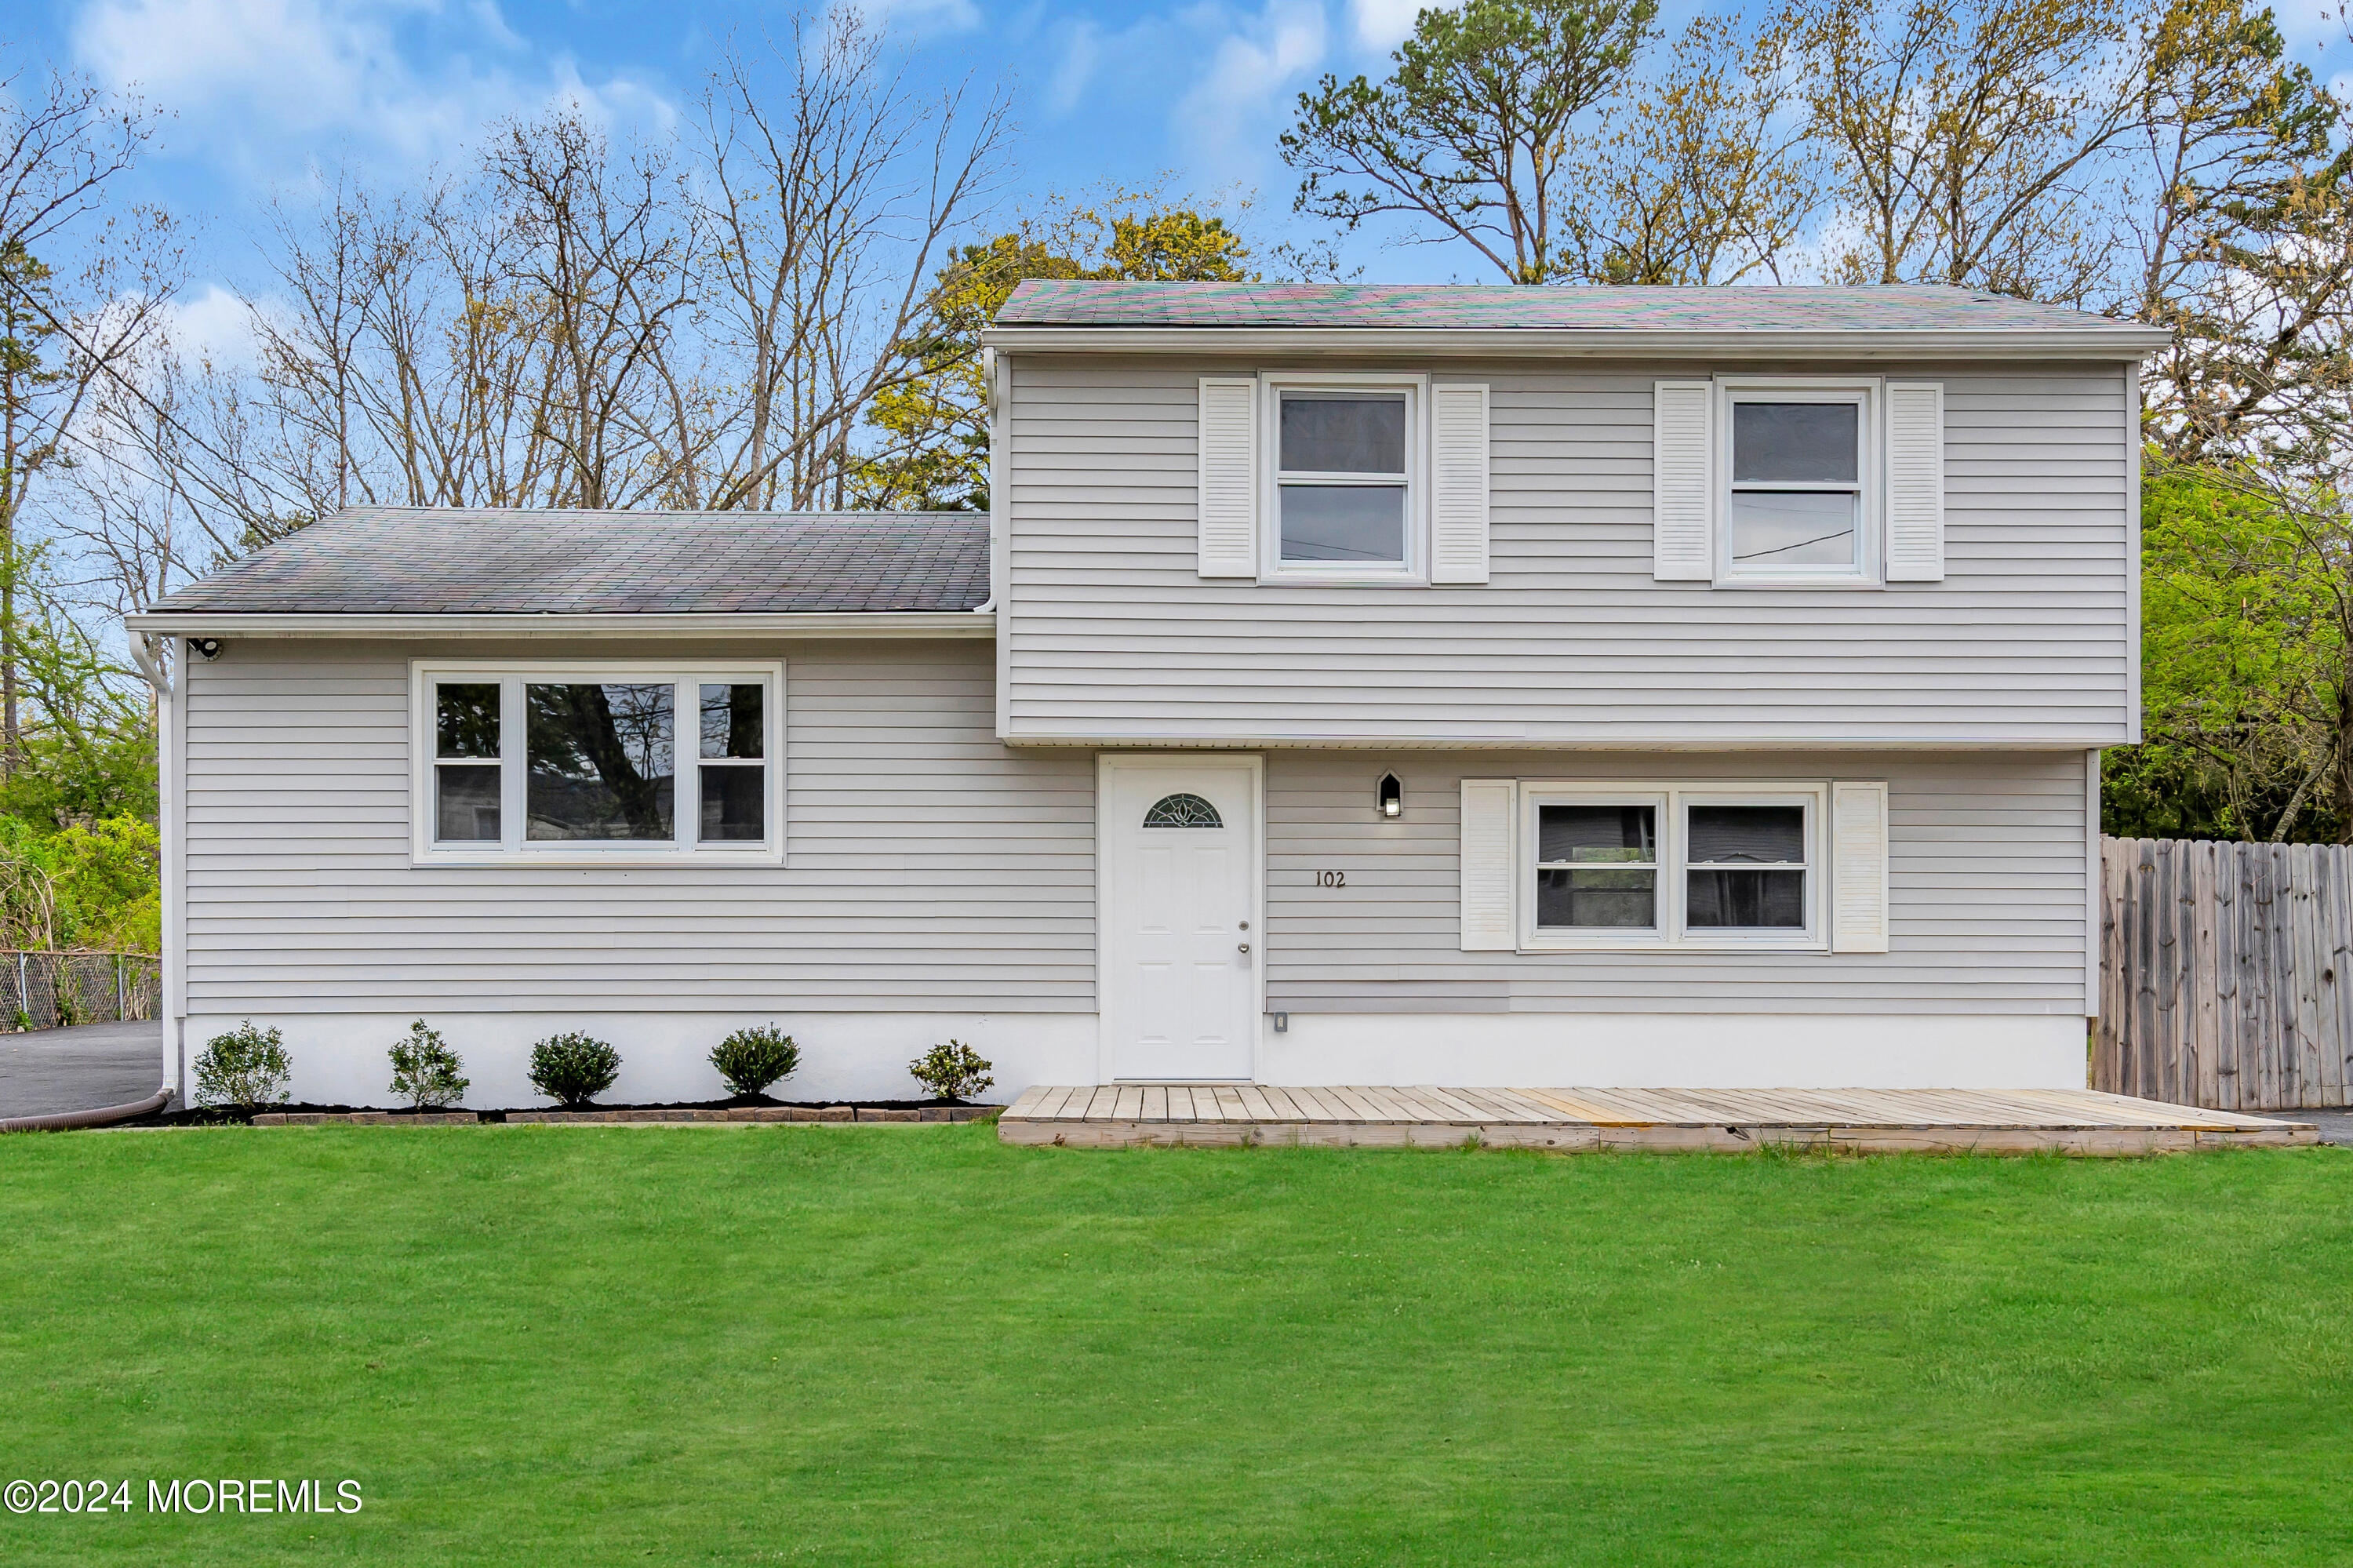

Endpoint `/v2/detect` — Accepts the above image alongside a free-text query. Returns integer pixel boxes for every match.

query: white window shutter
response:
[1653,381,1714,580]
[1430,383,1490,584]
[1884,382,1945,582]
[1197,377,1258,577]
[1831,781,1891,953]
[1460,779,1517,951]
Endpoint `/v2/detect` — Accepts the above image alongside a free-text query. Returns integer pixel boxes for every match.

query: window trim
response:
[1714,377,1882,588]
[409,659,785,867]
[1257,369,1427,586]
[1517,781,1827,952]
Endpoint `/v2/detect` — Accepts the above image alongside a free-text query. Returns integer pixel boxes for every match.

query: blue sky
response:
[22,0,1485,333]
[16,0,2353,359]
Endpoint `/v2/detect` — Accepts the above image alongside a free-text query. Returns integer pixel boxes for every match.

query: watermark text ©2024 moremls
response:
[5,1478,362,1515]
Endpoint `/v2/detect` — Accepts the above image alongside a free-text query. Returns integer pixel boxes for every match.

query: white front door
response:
[1101,757,1259,1081]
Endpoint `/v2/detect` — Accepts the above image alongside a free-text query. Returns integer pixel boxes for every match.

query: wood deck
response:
[997,1084,2318,1155]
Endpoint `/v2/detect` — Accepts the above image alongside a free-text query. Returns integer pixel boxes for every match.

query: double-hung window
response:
[1720,382,1877,584]
[413,662,783,864]
[1521,784,1824,950]
[432,682,503,842]
[1263,373,1423,580]
[1683,800,1811,932]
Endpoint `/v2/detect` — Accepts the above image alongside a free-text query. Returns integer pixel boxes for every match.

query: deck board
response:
[1258,1086,1304,1120]
[998,1083,2317,1154]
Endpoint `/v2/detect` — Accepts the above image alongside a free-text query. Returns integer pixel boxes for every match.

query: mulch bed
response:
[120,1097,998,1129]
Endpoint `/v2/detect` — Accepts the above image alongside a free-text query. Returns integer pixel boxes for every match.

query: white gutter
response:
[998,731,2135,751]
[124,610,996,640]
[977,326,2174,361]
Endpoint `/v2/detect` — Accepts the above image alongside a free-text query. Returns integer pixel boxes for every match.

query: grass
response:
[4,1126,2352,1566]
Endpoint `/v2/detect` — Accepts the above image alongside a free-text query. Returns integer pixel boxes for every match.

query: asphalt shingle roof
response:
[147,508,991,616]
[995,280,2140,335]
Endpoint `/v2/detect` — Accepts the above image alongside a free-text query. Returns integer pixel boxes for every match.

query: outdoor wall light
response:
[1377,772,1403,819]
[186,638,223,661]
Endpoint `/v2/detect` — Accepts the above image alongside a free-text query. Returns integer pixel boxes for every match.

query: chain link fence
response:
[0,951,162,1031]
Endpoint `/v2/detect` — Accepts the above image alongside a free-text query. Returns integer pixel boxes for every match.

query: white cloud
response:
[1174,0,1328,182]
[71,0,672,173]
[1049,20,1102,115]
[1347,0,1419,53]
[866,0,984,34]
[165,283,262,369]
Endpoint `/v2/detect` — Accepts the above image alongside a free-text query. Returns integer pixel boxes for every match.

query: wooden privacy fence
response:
[0,951,162,1032]
[2097,836,2353,1111]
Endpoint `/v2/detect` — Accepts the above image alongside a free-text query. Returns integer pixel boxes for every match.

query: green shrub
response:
[387,1019,470,1110]
[909,1040,993,1102]
[529,1032,620,1108]
[195,1020,293,1109]
[711,1024,798,1099]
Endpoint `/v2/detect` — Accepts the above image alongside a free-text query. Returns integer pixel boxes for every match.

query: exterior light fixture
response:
[186,638,223,661]
[1377,773,1403,819]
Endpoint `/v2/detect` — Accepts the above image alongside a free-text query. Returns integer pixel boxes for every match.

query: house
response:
[126,282,2167,1108]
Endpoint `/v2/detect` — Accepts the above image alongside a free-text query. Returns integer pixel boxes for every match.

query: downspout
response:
[129,631,182,1108]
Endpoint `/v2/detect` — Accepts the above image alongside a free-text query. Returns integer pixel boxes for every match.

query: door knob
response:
[1238,943,1250,954]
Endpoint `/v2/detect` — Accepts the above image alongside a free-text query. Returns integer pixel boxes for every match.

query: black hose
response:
[0,1085,173,1133]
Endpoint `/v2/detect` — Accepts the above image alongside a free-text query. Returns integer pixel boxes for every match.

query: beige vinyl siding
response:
[1003,357,2131,744]
[181,638,1096,1012]
[1264,750,2089,1015]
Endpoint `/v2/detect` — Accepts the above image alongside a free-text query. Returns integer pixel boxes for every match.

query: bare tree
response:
[695,9,1012,508]
[220,117,715,526]
[92,2,1011,568]
[0,58,173,766]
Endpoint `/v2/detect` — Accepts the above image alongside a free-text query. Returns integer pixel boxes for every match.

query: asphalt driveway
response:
[0,1022,166,1119]
[2298,1109,2353,1147]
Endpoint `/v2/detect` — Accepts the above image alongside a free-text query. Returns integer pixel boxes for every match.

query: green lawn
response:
[4,1126,2351,1565]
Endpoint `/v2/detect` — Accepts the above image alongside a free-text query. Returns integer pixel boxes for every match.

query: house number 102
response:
[1314,870,1346,888]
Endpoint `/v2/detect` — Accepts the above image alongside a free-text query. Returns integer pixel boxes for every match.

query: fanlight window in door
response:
[1143,793,1224,829]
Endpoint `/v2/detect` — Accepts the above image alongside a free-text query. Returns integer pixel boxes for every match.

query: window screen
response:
[1277,391,1409,564]
[1727,401,1861,572]
[1685,804,1807,929]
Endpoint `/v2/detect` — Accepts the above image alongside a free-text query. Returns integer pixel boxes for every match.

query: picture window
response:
[416,664,780,862]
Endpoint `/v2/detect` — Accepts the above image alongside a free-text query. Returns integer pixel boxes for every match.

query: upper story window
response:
[1260,373,1425,583]
[1718,381,1879,585]
[1198,371,1489,586]
[1278,391,1410,567]
[411,660,783,865]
